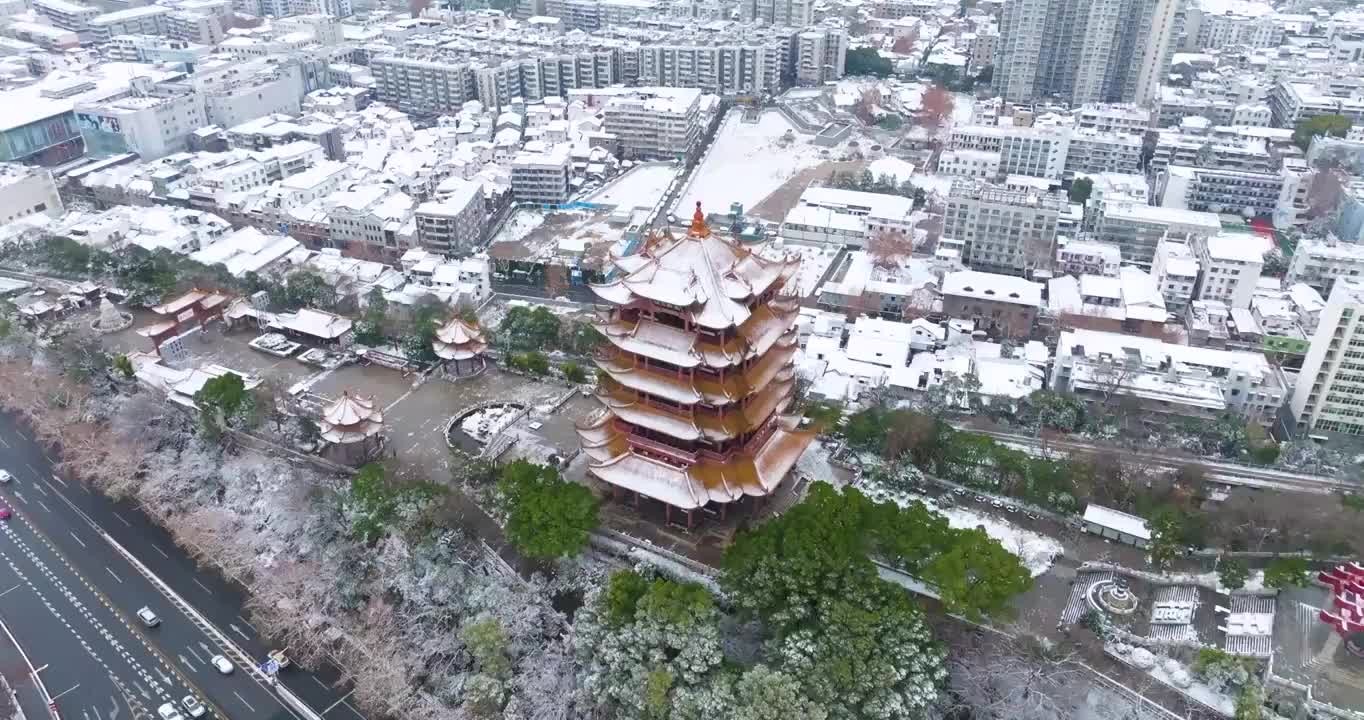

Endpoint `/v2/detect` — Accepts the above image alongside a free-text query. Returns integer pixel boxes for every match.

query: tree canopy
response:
[846,47,894,78]
[497,460,599,559]
[1293,114,1352,152]
[1263,557,1312,589]
[193,372,253,435]
[498,305,562,352]
[1068,177,1094,204]
[721,483,1032,622]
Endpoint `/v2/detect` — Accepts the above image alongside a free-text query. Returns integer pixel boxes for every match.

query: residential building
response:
[949,124,1071,180]
[510,146,571,204]
[32,0,101,39]
[1334,180,1364,243]
[1195,233,1264,310]
[1286,238,1364,299]
[1268,80,1364,128]
[1075,103,1152,134]
[0,164,63,224]
[795,28,847,86]
[1063,129,1143,177]
[739,0,812,26]
[936,149,1001,179]
[1092,202,1221,270]
[781,187,918,248]
[1150,239,1199,313]
[87,6,168,43]
[601,87,703,161]
[415,180,486,256]
[325,186,416,258]
[1156,165,1311,226]
[74,87,206,160]
[1290,278,1364,437]
[1056,240,1122,277]
[1052,328,1286,428]
[815,251,939,318]
[993,0,1181,105]
[942,179,1065,277]
[940,269,1044,338]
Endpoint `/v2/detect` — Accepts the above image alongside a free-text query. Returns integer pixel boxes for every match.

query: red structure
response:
[135,289,232,352]
[575,203,814,529]
[1318,562,1364,639]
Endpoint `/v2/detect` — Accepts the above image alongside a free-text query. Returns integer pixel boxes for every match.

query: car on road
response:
[30,289,44,297]
[157,702,185,720]
[991,500,1004,509]
[211,654,234,675]
[0,469,12,483]
[0,506,11,521]
[181,696,206,718]
[974,495,987,503]
[137,607,160,628]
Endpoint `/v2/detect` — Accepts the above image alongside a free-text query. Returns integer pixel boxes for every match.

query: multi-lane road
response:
[0,412,368,720]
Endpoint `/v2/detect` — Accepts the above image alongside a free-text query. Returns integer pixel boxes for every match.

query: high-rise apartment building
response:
[1291,277,1364,437]
[602,87,704,161]
[993,0,1180,105]
[739,0,812,27]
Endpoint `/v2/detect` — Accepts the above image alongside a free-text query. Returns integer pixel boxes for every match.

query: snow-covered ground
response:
[588,162,680,212]
[861,479,1063,576]
[758,241,838,297]
[460,404,522,442]
[673,111,826,216]
[1117,647,1236,716]
[489,210,545,246]
[907,173,955,200]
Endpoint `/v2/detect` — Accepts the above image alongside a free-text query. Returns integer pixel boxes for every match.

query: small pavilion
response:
[318,391,385,465]
[432,317,489,377]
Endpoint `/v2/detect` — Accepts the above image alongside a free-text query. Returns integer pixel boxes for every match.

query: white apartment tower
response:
[601,88,703,161]
[994,0,1181,105]
[943,179,1066,278]
[1291,278,1364,437]
[740,0,811,27]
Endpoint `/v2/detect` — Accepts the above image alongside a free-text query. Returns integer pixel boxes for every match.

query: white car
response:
[157,702,185,720]
[211,654,234,675]
[137,607,160,627]
[0,469,11,484]
[181,696,206,718]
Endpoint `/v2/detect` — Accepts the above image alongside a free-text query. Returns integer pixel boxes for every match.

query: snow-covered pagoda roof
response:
[432,317,488,361]
[577,410,813,510]
[589,202,800,330]
[319,391,384,443]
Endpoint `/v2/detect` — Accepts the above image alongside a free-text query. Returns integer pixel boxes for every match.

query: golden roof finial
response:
[689,201,710,237]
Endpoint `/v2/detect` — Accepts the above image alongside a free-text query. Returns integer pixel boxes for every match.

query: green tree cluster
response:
[401,301,446,364]
[505,351,550,375]
[1068,177,1094,204]
[1293,114,1352,152]
[827,169,927,208]
[352,288,390,346]
[497,460,598,559]
[345,463,444,544]
[193,372,254,437]
[498,306,562,352]
[1263,557,1312,588]
[1218,558,1250,590]
[845,47,894,78]
[722,483,1032,622]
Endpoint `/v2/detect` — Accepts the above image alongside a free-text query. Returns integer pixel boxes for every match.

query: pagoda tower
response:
[433,317,488,377]
[575,203,814,528]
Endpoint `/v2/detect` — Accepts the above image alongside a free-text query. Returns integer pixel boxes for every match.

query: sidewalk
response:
[0,631,45,720]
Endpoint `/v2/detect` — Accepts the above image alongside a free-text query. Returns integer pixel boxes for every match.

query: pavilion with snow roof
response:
[318,391,385,465]
[575,202,814,529]
[432,317,489,377]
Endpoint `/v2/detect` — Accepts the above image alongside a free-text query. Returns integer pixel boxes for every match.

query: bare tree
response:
[867,229,914,270]
[941,628,1089,720]
[919,85,955,131]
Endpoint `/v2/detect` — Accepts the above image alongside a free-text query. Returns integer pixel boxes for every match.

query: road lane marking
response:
[24,463,38,478]
[192,579,210,593]
[110,512,131,527]
[50,683,81,702]
[236,616,256,632]
[151,546,169,559]
[105,567,123,584]
[233,692,256,713]
[0,435,8,448]
[177,655,198,673]
[10,491,25,504]
[33,484,48,497]
[36,500,51,513]
[186,646,204,664]
[69,532,87,549]
[229,624,250,641]
[0,583,21,598]
[312,676,329,690]
[50,475,67,487]
[321,689,356,715]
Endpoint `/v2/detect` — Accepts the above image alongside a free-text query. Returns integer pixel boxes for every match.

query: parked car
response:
[157,703,184,720]
[181,696,206,718]
[0,506,11,521]
[211,655,234,675]
[137,607,160,628]
[0,469,12,483]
